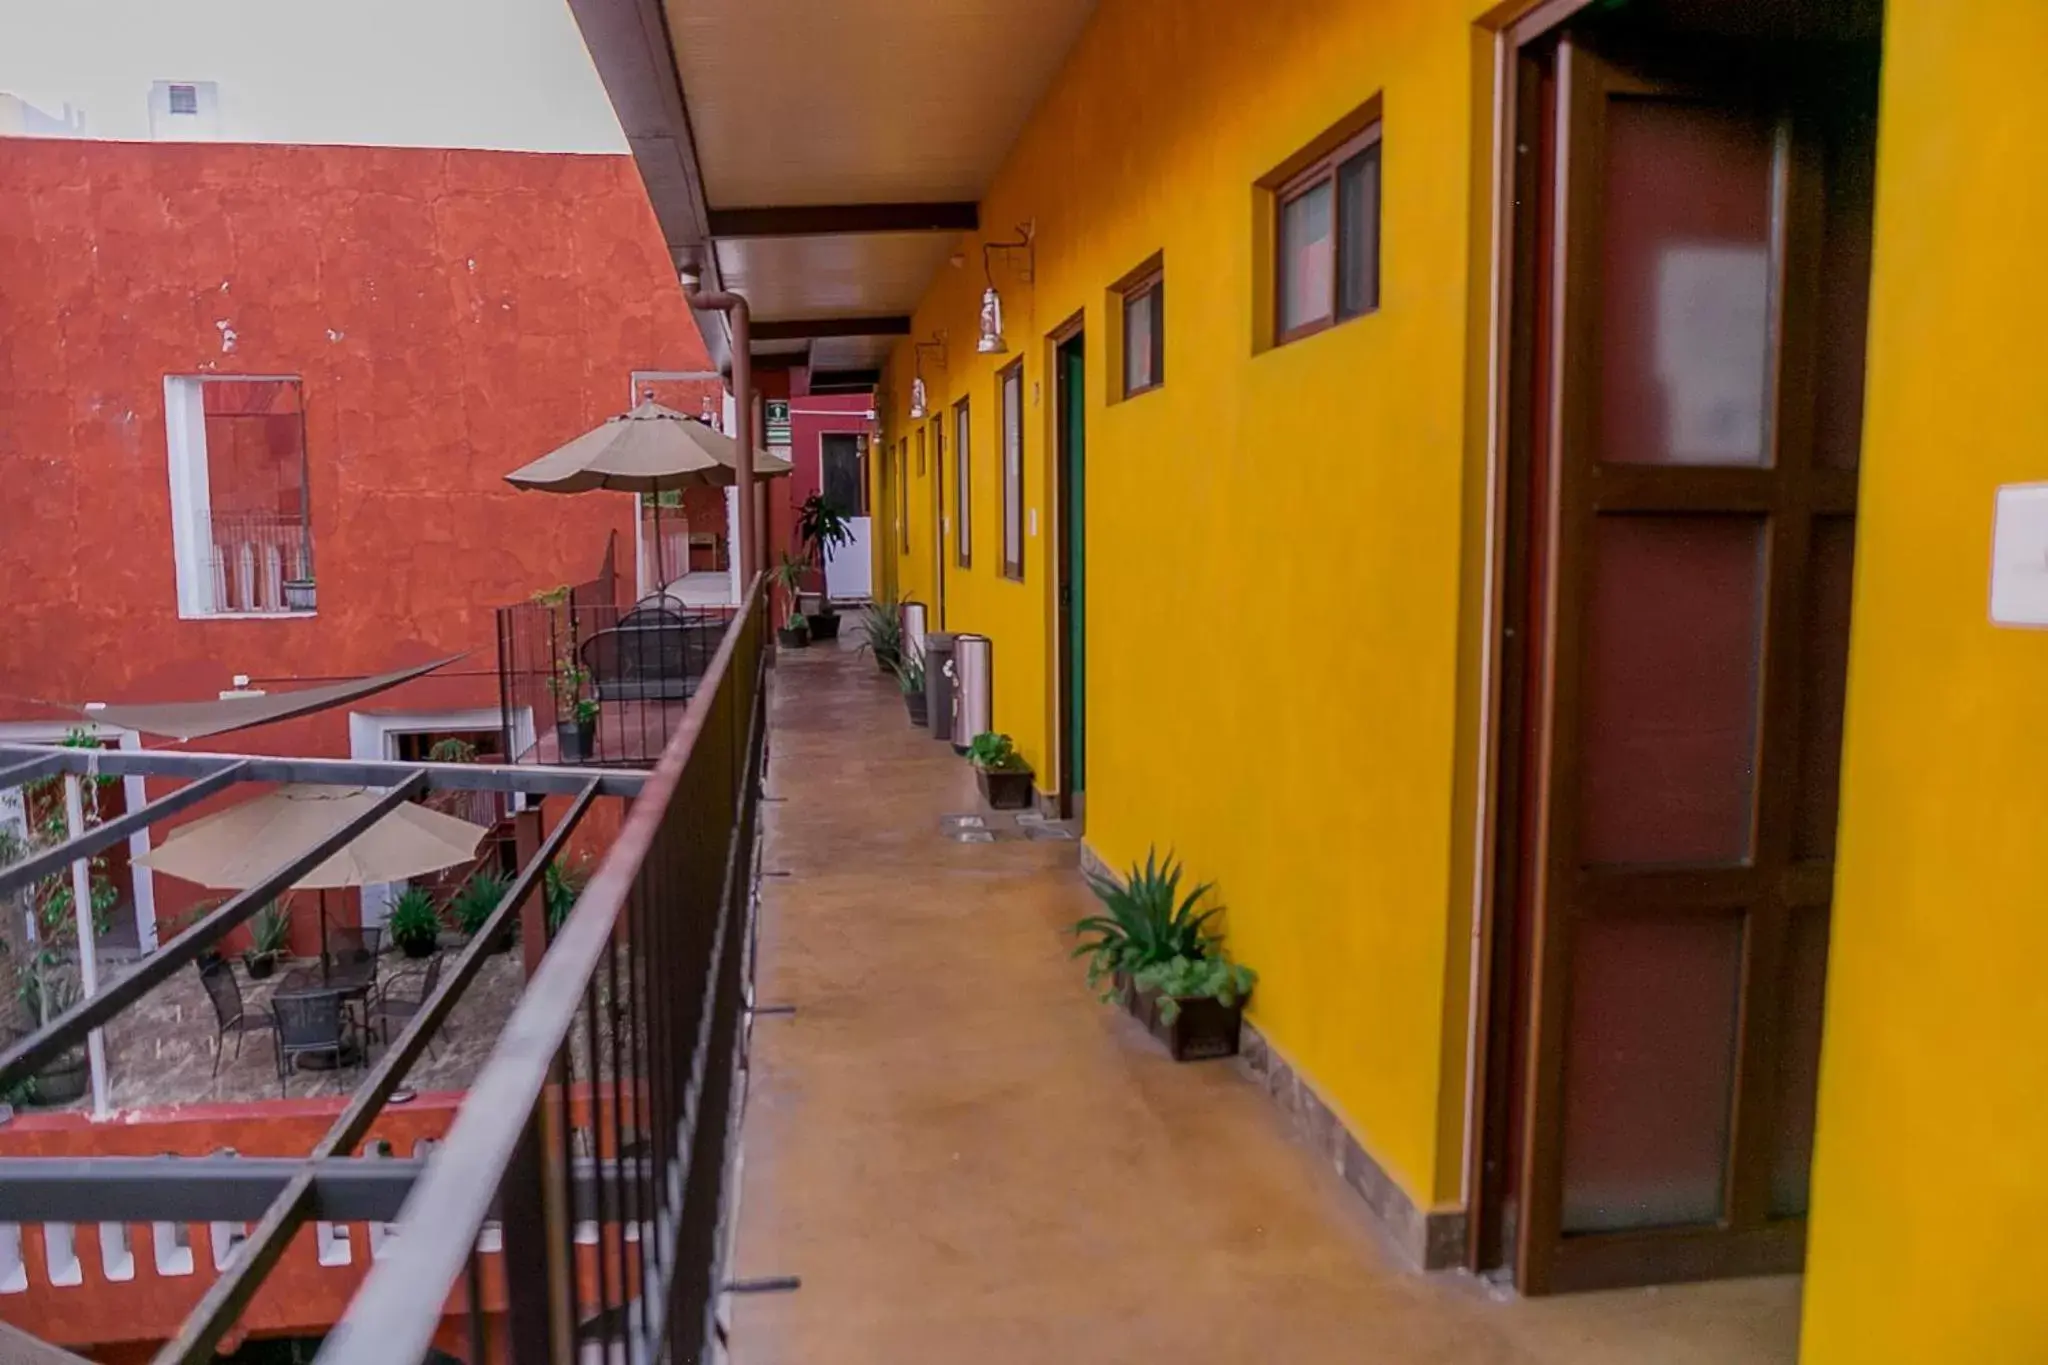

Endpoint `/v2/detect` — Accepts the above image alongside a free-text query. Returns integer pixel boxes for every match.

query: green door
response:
[1058,335,1086,806]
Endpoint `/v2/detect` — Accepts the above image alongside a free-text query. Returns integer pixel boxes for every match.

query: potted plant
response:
[12,966,88,1105]
[452,868,512,950]
[282,577,317,612]
[544,857,591,934]
[387,886,442,959]
[242,898,292,979]
[796,494,855,640]
[965,732,1035,811]
[855,593,904,675]
[773,553,811,649]
[893,651,927,726]
[1070,849,1257,1062]
[550,661,599,762]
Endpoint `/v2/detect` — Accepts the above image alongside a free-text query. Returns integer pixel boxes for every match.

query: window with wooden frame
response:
[1116,255,1165,397]
[1266,101,1382,345]
[953,397,972,568]
[897,438,910,553]
[999,361,1024,580]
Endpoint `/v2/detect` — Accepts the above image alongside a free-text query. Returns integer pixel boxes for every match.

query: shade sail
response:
[136,784,488,890]
[60,655,461,742]
[504,400,792,494]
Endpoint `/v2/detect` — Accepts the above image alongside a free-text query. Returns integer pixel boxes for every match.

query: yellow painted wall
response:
[874,0,1495,1209]
[1801,1,2048,1359]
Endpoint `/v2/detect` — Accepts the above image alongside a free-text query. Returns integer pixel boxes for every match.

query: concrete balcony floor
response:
[730,639,1800,1364]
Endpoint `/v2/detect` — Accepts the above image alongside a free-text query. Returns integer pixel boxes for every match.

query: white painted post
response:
[63,775,110,1120]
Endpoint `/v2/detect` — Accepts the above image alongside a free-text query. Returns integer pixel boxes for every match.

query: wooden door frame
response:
[1465,0,1868,1291]
[1050,310,1085,820]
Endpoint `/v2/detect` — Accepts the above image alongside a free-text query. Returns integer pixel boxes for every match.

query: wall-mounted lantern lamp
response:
[977,223,1036,355]
[909,334,948,418]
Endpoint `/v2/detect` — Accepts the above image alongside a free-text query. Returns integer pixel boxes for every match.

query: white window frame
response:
[347,707,534,927]
[163,374,316,620]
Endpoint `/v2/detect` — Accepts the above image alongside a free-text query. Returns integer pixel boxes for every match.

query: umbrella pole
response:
[320,889,330,985]
[654,495,667,588]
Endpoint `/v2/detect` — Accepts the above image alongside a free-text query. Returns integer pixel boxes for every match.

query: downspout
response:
[681,268,756,585]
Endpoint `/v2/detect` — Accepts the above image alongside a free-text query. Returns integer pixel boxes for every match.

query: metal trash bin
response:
[899,600,928,662]
[953,634,992,754]
[923,632,960,742]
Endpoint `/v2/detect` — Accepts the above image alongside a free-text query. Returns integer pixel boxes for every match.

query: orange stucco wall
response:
[0,138,708,747]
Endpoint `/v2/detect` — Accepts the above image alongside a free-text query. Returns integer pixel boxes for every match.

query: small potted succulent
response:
[387,885,443,959]
[452,868,512,951]
[241,898,292,979]
[773,553,811,650]
[1071,849,1257,1062]
[893,651,927,726]
[965,732,1035,811]
[856,593,904,675]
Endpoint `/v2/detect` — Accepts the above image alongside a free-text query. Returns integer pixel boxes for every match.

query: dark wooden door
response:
[1513,35,1872,1294]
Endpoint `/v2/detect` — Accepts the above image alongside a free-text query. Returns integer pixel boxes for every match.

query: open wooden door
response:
[1509,32,1873,1294]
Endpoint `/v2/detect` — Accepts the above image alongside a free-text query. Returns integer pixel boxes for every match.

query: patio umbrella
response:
[137,784,488,979]
[504,399,792,583]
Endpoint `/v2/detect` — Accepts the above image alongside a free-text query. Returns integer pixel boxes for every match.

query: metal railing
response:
[207,511,314,614]
[322,574,767,1364]
[499,594,737,768]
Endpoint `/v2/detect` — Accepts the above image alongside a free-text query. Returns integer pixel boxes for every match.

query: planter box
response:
[976,765,1035,811]
[556,720,596,764]
[806,611,842,641]
[778,625,811,649]
[1121,980,1244,1063]
[904,690,928,726]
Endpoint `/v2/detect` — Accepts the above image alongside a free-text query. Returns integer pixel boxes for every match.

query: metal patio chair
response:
[271,988,358,1096]
[368,953,446,1058]
[197,958,275,1078]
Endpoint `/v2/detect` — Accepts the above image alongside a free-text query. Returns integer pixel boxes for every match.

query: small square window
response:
[168,84,199,116]
[1118,258,1165,398]
[999,362,1024,581]
[1269,112,1382,345]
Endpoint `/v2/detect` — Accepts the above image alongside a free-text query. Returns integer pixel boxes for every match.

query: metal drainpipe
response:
[682,274,756,586]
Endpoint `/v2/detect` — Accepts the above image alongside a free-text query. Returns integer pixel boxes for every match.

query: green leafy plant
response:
[964,732,1028,772]
[452,868,512,939]
[247,899,293,958]
[796,495,854,615]
[544,857,591,933]
[572,695,601,725]
[1071,849,1220,997]
[1132,954,1259,1024]
[386,886,443,957]
[855,593,903,665]
[891,650,925,695]
[771,552,811,629]
[426,736,479,764]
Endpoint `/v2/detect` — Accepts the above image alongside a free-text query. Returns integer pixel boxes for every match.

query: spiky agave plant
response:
[1071,848,1220,998]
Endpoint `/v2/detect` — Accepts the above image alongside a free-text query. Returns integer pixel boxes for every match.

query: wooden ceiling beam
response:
[750,316,912,342]
[707,201,978,238]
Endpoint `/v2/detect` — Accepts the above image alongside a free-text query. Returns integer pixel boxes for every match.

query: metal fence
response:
[499,594,738,769]
[323,575,767,1364]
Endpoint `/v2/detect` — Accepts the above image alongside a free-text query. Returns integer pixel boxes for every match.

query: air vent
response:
[168,84,199,115]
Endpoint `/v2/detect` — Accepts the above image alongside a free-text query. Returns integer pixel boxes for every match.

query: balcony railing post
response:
[497,1106,561,1365]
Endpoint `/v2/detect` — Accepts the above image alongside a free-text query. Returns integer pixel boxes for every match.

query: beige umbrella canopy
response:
[504,399,792,493]
[137,784,488,890]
